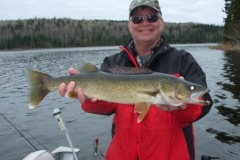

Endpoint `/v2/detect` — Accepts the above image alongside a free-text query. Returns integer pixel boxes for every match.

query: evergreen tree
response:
[223,0,240,47]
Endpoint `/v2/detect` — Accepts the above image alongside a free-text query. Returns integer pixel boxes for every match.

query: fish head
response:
[173,80,210,105]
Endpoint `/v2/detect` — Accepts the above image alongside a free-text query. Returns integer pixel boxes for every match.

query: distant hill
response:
[0,18,223,50]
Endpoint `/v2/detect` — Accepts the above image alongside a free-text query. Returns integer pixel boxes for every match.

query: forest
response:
[0,18,223,50]
[221,0,240,51]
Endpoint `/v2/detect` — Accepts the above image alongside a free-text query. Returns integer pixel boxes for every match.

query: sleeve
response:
[82,100,116,116]
[100,57,112,72]
[173,51,213,123]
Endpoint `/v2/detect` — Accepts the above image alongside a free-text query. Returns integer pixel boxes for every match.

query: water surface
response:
[0,45,239,160]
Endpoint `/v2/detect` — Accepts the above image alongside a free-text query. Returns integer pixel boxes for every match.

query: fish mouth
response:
[191,89,211,105]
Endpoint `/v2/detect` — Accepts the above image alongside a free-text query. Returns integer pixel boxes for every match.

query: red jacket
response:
[82,37,212,160]
[82,99,204,160]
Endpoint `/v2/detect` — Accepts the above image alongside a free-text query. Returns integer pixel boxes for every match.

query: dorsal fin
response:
[79,63,99,73]
[109,65,153,75]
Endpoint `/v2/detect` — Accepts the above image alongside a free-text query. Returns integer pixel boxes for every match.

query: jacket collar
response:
[124,35,172,57]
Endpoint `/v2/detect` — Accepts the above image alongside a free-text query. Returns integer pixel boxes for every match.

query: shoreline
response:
[0,43,218,53]
[209,43,240,52]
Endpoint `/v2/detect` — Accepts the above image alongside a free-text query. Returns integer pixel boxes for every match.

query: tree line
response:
[0,18,223,50]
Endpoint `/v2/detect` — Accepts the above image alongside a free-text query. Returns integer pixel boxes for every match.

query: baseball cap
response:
[129,0,162,16]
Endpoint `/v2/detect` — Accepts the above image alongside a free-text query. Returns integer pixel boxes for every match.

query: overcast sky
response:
[0,0,226,25]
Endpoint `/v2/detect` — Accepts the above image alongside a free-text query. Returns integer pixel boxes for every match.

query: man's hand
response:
[58,68,97,104]
[58,67,78,97]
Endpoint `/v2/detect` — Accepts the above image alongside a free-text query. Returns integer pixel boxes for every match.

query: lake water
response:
[0,44,239,160]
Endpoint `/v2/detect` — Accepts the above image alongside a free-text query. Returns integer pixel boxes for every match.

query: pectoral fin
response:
[134,102,150,123]
[65,90,78,99]
[65,89,90,99]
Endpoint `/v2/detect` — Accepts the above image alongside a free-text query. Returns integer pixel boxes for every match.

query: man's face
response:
[128,7,164,45]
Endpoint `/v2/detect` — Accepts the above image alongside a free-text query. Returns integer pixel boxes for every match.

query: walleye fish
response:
[26,63,211,122]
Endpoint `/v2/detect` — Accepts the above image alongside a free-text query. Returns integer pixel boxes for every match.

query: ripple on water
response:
[1,46,240,159]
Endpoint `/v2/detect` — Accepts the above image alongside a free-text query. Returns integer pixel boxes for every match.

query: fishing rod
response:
[92,137,104,160]
[0,112,38,151]
[0,112,64,160]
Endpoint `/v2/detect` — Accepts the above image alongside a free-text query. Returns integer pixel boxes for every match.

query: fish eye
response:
[190,86,195,91]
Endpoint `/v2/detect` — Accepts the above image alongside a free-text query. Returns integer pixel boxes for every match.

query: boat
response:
[23,146,80,160]
[22,108,102,160]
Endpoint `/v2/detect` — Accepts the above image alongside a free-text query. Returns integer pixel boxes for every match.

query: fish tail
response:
[26,69,51,109]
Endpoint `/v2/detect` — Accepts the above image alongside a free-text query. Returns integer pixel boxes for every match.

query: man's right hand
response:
[58,68,98,104]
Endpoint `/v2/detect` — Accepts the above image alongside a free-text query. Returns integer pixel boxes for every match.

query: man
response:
[59,0,212,159]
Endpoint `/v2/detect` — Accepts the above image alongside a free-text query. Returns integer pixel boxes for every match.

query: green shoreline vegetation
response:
[215,0,240,52]
[0,18,223,50]
[209,42,240,52]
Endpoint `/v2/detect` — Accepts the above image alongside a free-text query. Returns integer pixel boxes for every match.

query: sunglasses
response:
[130,14,160,24]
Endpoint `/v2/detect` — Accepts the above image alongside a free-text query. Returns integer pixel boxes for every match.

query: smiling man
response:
[59,0,213,159]
[128,0,164,56]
